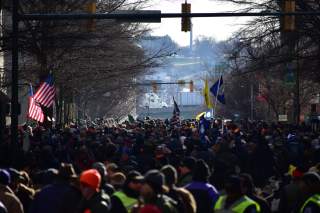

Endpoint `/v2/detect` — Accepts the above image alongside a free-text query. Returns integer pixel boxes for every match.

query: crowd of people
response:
[0,117,320,213]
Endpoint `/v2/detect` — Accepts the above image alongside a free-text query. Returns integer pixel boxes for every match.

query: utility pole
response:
[281,0,299,124]
[189,22,193,52]
[11,0,19,147]
[295,38,300,125]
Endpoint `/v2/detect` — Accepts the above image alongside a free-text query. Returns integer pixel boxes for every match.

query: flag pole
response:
[221,117,224,135]
[26,83,32,125]
[207,74,214,119]
[211,107,214,119]
[211,88,214,119]
[204,74,213,119]
[213,75,222,118]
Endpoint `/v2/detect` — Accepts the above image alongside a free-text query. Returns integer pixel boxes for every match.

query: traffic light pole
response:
[282,0,299,124]
[20,11,320,20]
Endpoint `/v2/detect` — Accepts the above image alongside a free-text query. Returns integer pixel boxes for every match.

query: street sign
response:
[278,114,288,122]
[113,10,161,23]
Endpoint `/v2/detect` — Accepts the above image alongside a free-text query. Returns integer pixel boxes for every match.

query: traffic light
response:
[178,80,185,89]
[283,0,295,32]
[181,2,191,32]
[189,80,194,92]
[85,0,96,32]
[151,82,157,93]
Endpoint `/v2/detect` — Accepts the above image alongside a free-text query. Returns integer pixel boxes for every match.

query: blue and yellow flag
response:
[203,79,213,109]
[210,76,226,105]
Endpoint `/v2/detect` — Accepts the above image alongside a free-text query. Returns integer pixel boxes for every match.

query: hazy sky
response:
[148,0,251,46]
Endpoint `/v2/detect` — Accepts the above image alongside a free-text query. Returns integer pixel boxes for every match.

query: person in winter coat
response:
[161,165,197,213]
[92,162,115,196]
[185,160,219,213]
[0,169,24,213]
[278,169,305,213]
[110,171,144,213]
[78,169,110,213]
[178,157,196,187]
[299,172,320,213]
[240,173,271,213]
[214,175,260,213]
[134,170,178,213]
[29,163,82,213]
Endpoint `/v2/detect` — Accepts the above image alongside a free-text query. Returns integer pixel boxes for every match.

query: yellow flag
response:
[203,79,213,109]
[196,112,206,121]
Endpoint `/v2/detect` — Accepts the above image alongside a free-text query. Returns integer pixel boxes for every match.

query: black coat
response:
[79,190,110,213]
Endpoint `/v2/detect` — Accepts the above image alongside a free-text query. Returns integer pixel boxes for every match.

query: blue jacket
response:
[29,183,81,213]
[185,181,219,213]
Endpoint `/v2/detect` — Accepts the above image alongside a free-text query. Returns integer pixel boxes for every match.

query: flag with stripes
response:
[34,74,55,107]
[173,96,180,117]
[28,84,44,123]
[170,97,181,127]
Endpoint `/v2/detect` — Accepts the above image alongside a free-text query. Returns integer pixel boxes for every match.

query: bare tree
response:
[211,0,320,121]
[1,0,175,123]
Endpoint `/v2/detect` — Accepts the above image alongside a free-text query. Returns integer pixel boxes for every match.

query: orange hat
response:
[80,169,101,191]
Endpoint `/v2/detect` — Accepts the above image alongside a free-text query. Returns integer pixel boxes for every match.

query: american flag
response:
[170,97,180,127]
[34,74,55,107]
[173,97,180,117]
[28,84,44,123]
